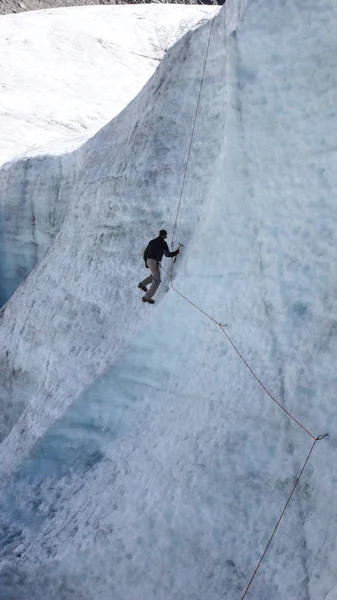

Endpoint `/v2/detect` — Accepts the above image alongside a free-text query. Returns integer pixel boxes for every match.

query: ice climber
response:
[138,230,180,304]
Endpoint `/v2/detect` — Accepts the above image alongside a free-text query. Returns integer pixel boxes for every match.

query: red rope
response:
[218,324,316,440]
[170,279,219,326]
[168,271,316,441]
[240,438,318,599]
[171,16,216,248]
[167,271,326,597]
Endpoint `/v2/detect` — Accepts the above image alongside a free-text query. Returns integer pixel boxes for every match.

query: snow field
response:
[0,4,216,165]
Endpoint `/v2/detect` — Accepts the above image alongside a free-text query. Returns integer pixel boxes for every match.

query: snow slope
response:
[1,0,337,598]
[0,4,215,165]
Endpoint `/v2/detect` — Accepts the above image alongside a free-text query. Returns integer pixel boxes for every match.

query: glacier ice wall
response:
[0,2,236,448]
[1,0,337,599]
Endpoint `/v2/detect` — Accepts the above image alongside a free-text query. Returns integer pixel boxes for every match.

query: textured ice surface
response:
[1,0,337,598]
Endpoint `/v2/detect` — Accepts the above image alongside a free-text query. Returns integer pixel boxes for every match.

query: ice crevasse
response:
[1,0,337,599]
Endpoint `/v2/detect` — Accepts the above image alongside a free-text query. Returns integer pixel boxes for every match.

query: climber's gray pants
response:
[141,259,161,299]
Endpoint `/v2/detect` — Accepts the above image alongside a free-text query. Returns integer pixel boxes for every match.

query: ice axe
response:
[174,243,184,263]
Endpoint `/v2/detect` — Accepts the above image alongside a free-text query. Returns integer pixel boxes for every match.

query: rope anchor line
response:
[240,436,319,600]
[217,324,317,440]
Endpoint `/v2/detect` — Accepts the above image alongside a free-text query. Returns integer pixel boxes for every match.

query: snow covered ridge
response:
[1,0,337,598]
[0,0,221,17]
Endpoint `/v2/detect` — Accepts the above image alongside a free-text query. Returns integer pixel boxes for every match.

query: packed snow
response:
[1,0,337,599]
[0,4,216,165]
